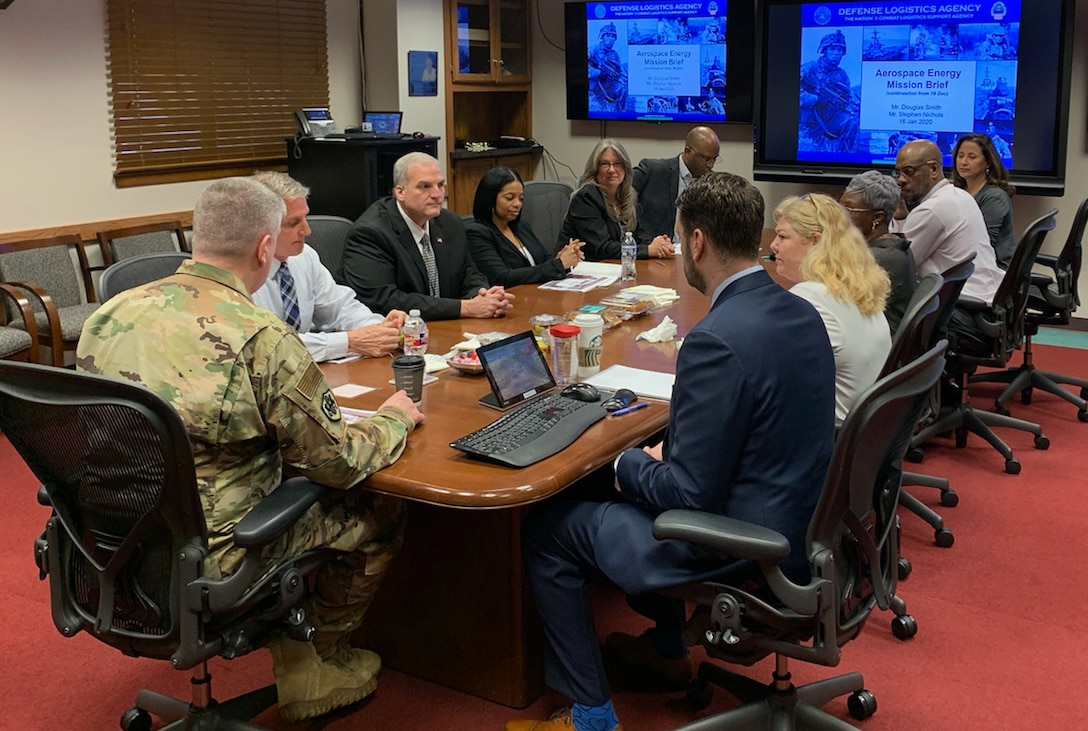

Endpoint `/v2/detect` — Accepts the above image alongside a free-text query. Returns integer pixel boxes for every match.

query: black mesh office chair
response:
[970,197,1088,420]
[99,251,192,300]
[878,273,957,552]
[522,181,574,254]
[656,342,945,731]
[0,360,333,731]
[910,211,1057,474]
[305,215,353,281]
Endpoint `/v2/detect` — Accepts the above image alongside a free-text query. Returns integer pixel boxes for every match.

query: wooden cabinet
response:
[443,0,538,214]
[450,0,530,83]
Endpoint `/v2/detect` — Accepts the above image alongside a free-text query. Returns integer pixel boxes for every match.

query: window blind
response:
[106,0,329,187]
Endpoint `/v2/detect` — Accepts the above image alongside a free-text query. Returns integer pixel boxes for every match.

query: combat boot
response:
[269,636,380,722]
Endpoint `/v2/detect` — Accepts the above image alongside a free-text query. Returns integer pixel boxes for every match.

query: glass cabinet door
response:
[455,0,493,79]
[495,0,529,80]
[452,0,529,82]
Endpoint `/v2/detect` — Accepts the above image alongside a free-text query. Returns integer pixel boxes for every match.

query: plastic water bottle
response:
[621,231,637,283]
[402,309,428,356]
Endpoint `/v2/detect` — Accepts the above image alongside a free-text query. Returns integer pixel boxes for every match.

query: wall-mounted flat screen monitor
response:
[754,0,1075,195]
[565,1,755,124]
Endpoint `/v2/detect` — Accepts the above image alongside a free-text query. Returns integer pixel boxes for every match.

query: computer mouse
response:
[602,388,637,412]
[560,382,601,402]
[412,131,425,139]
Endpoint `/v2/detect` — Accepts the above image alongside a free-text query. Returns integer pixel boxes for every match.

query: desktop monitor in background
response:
[754,0,1075,195]
[564,0,755,124]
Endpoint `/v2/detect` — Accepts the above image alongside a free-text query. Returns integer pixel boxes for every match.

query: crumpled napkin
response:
[636,315,678,343]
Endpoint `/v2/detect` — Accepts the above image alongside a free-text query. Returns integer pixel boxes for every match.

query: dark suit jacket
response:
[340,198,489,321]
[465,219,566,288]
[632,156,681,246]
[601,269,836,591]
[557,185,649,261]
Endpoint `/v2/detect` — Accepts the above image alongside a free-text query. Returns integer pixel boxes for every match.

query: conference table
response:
[326,248,782,707]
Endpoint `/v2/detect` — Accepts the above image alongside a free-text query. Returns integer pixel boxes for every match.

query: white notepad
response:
[582,364,675,402]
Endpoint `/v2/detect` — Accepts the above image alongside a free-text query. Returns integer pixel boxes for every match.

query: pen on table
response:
[653,261,668,268]
[610,401,650,417]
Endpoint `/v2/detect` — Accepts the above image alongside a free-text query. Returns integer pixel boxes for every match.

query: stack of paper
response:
[616,285,680,307]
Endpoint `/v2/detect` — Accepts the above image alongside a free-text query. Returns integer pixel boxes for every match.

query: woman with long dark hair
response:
[466,166,584,287]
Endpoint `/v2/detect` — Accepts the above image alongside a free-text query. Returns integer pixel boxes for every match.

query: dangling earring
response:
[871,221,878,232]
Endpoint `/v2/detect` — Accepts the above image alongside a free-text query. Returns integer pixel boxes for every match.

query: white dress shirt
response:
[252,245,384,362]
[902,178,1002,304]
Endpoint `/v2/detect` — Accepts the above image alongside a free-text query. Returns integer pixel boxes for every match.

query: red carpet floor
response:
[3,342,1087,730]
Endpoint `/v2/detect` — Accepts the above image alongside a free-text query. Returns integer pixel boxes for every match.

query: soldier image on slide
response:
[588,23,628,113]
[799,30,859,153]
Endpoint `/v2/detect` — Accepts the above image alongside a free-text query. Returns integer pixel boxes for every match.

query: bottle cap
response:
[550,324,580,338]
[409,309,421,317]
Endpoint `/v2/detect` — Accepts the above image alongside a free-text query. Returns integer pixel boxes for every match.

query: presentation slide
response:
[797,1,1020,165]
[583,1,729,120]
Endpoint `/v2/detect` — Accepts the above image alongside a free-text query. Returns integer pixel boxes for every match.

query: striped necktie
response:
[420,231,440,297]
[276,264,301,331]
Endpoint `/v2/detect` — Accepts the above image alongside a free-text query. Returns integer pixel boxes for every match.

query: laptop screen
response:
[476,331,557,409]
[364,111,402,135]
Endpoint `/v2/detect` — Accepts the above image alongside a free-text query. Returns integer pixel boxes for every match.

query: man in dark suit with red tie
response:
[341,152,515,321]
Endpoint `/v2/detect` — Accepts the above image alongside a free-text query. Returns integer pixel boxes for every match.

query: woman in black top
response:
[558,139,674,261]
[841,170,918,336]
[466,166,584,287]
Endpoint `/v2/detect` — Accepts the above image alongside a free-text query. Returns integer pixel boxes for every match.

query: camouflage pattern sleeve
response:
[256,330,415,489]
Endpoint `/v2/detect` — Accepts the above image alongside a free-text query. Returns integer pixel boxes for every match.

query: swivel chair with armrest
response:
[522,180,574,255]
[0,360,335,731]
[910,210,1057,474]
[970,197,1088,420]
[655,342,946,731]
[99,251,192,300]
[305,214,354,282]
[877,273,956,553]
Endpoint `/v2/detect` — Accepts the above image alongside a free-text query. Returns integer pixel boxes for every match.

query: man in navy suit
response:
[340,152,515,321]
[632,125,720,249]
[507,173,836,731]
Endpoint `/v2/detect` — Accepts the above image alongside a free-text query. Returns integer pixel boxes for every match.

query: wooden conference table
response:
[323,254,777,707]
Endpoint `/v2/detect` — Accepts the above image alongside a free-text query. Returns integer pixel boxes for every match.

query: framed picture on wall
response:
[409,50,439,97]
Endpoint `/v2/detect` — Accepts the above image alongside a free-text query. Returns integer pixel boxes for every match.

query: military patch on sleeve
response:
[296,361,324,400]
[321,390,342,421]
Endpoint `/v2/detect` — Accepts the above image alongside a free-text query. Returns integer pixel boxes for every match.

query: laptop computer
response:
[475,331,557,410]
[363,110,404,137]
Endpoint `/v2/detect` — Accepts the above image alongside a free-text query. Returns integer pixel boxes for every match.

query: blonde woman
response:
[558,139,674,261]
[770,193,892,420]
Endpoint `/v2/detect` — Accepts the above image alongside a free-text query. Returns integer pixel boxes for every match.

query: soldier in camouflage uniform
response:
[76,177,425,723]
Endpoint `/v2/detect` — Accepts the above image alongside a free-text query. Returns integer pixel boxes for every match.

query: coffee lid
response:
[572,313,604,325]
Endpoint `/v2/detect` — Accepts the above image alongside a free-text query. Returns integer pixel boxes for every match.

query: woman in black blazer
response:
[558,138,675,261]
[466,167,584,287]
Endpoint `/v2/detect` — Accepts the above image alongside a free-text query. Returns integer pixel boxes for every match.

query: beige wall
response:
[0,0,364,232]
[2,0,1086,304]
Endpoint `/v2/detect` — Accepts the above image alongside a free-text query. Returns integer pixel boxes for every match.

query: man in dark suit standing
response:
[507,172,836,731]
[341,152,515,321]
[632,125,720,249]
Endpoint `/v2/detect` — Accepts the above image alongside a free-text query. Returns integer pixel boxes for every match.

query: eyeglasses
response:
[893,160,939,178]
[688,149,719,165]
[598,161,625,170]
[842,206,878,214]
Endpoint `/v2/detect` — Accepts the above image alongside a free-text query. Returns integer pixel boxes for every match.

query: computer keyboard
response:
[450,391,608,467]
